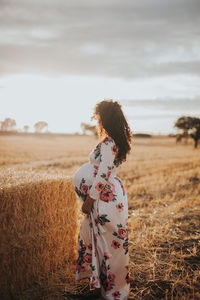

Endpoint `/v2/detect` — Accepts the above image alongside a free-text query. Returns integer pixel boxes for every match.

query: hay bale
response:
[0,170,78,299]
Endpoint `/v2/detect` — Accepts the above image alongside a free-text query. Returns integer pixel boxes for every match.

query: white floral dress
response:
[73,136,130,300]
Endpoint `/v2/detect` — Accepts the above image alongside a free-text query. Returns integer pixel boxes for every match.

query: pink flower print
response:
[111,145,118,157]
[77,257,81,263]
[103,136,112,144]
[95,182,104,191]
[125,271,130,284]
[80,266,86,272]
[118,227,127,239]
[94,233,97,244]
[93,165,98,177]
[104,252,110,260]
[88,243,92,250]
[78,244,86,254]
[95,214,105,226]
[107,170,111,179]
[112,291,121,299]
[81,184,88,195]
[123,244,128,251]
[95,215,98,226]
[108,272,115,282]
[76,257,82,267]
[76,264,81,271]
[84,254,92,264]
[103,279,111,291]
[116,203,124,212]
[92,275,99,288]
[93,143,101,159]
[100,188,114,202]
[102,264,107,275]
[111,240,120,249]
[109,182,115,192]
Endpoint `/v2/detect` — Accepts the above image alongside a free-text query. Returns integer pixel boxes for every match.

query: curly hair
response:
[92,99,133,163]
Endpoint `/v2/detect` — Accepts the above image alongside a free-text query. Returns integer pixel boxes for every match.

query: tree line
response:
[1,116,199,148]
[0,118,48,133]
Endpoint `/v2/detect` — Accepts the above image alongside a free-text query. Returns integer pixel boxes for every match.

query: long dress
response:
[73,136,130,300]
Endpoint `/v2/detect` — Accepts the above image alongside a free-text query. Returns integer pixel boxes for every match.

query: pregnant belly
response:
[73,163,95,201]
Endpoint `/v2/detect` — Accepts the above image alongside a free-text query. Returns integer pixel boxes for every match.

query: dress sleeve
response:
[89,139,116,200]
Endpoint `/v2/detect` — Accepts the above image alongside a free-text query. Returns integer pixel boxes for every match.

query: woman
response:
[73,100,132,300]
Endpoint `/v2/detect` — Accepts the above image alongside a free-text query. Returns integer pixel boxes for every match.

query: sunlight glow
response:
[1,73,200,134]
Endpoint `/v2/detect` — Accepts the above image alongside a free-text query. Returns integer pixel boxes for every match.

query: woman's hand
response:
[82,196,95,214]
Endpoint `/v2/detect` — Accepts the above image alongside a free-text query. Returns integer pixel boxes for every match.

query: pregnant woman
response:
[73,100,132,300]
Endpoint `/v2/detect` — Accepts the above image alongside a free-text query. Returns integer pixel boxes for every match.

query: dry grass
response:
[0,133,199,299]
[0,133,94,171]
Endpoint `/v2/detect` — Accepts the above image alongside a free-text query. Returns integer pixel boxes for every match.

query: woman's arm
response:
[89,138,116,200]
[82,138,116,215]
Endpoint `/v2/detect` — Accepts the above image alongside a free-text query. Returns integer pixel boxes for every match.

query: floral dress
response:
[73,136,130,300]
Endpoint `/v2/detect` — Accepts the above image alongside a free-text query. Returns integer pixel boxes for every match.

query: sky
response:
[0,0,200,134]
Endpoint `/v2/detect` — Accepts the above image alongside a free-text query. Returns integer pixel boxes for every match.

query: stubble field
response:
[0,133,200,299]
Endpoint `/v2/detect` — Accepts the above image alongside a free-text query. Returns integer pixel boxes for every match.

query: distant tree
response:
[81,122,97,136]
[174,116,200,148]
[23,125,29,133]
[34,121,48,133]
[0,118,16,131]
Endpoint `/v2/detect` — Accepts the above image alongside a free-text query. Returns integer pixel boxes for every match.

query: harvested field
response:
[0,133,199,299]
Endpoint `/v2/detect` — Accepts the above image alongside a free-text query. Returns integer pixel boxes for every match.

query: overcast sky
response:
[0,0,200,133]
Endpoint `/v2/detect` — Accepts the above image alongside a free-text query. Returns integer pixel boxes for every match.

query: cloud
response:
[0,0,200,79]
[121,97,200,118]
[121,97,200,107]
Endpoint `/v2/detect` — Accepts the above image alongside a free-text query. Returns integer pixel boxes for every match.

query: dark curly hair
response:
[92,99,133,163]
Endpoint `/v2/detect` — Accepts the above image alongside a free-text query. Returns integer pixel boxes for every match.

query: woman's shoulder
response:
[101,136,120,164]
[101,135,115,145]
